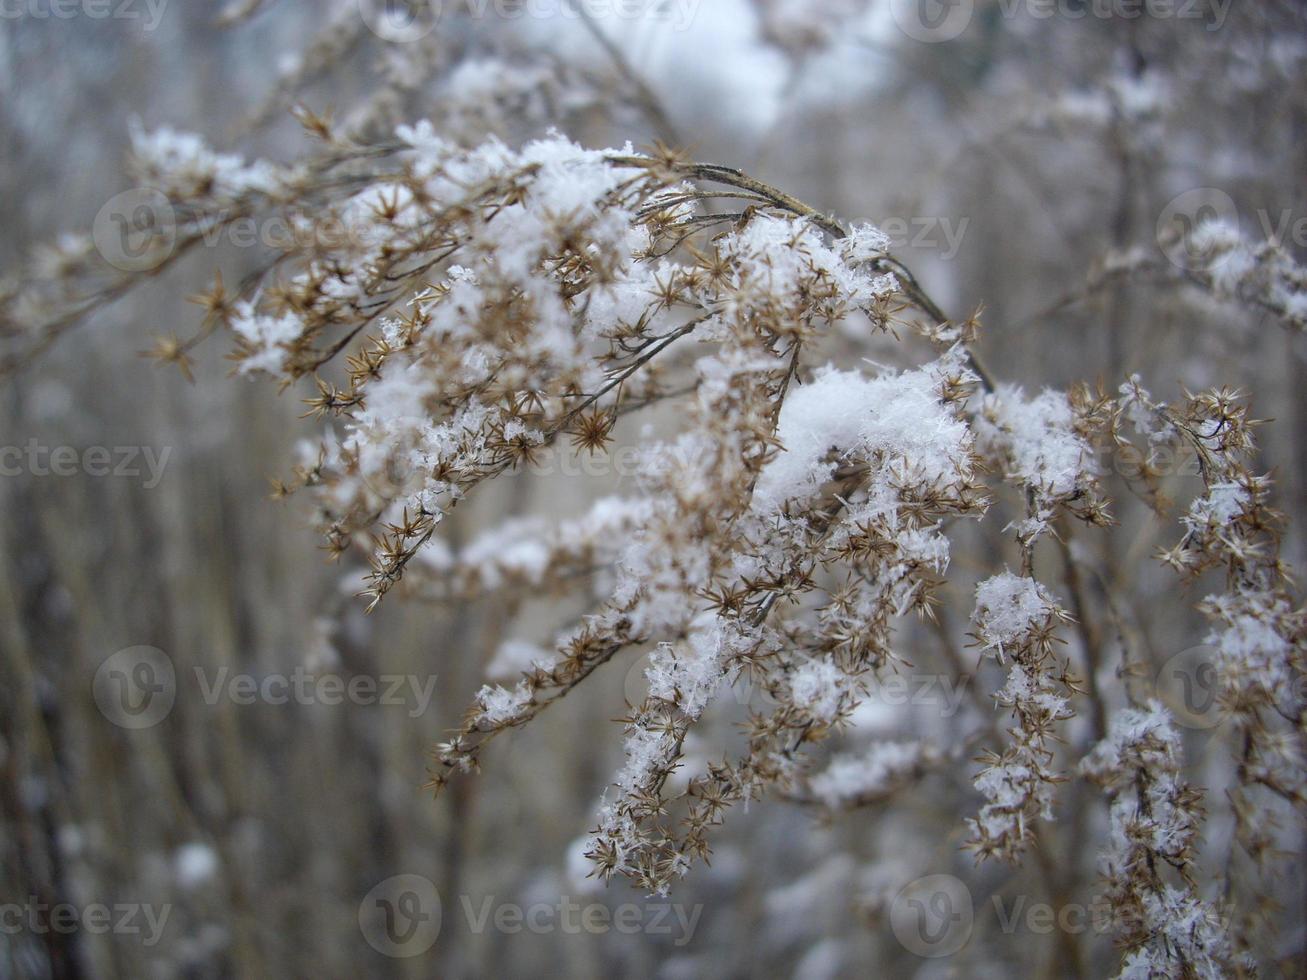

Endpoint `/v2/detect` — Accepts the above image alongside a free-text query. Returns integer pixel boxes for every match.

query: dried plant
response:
[3,6,1305,977]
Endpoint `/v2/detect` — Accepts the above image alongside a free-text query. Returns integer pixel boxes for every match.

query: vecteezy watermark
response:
[890,0,1232,43]
[889,874,974,958]
[889,0,974,43]
[92,647,440,729]
[0,441,172,487]
[356,0,441,41]
[94,189,536,271]
[876,216,970,261]
[0,898,172,947]
[358,877,702,957]
[0,0,168,29]
[91,191,388,273]
[1256,207,1307,250]
[356,0,700,43]
[1071,436,1204,484]
[380,428,1204,504]
[991,893,1121,937]
[1153,644,1224,730]
[1154,643,1307,732]
[1156,187,1240,271]
[458,895,702,946]
[989,891,1232,937]
[93,647,177,729]
[1158,188,1307,271]
[623,654,971,717]
[192,666,439,718]
[360,875,443,957]
[92,188,177,273]
[999,0,1232,29]
[890,874,1234,955]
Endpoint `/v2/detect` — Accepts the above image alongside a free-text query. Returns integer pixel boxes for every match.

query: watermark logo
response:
[93,647,176,729]
[358,0,700,40]
[360,875,443,957]
[887,880,1232,954]
[989,891,1233,937]
[92,188,176,272]
[459,894,702,944]
[890,0,974,42]
[1000,0,1232,27]
[357,0,441,42]
[1154,644,1224,730]
[0,0,168,29]
[0,899,172,946]
[890,0,1233,41]
[1167,196,1307,260]
[0,441,172,487]
[192,666,439,718]
[92,647,440,727]
[1156,187,1238,271]
[357,877,703,953]
[1089,437,1201,482]
[877,215,970,260]
[889,874,973,957]
[623,653,970,718]
[1154,644,1307,731]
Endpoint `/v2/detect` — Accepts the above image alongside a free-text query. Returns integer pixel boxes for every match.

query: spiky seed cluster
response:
[1080,702,1236,979]
[1109,378,1306,963]
[966,572,1076,860]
